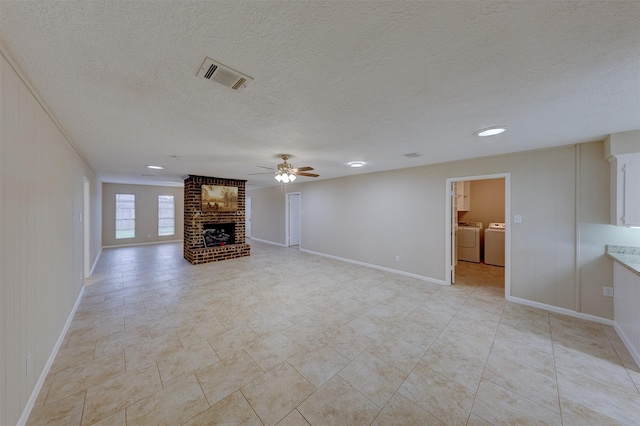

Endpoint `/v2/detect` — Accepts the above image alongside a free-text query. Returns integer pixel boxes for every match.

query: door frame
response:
[83,177,91,278]
[245,196,252,239]
[444,173,511,298]
[285,192,301,248]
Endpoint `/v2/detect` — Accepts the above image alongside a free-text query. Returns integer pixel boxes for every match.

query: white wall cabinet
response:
[609,153,640,227]
[456,181,470,211]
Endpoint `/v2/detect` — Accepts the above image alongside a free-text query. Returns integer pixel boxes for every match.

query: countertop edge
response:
[606,252,640,276]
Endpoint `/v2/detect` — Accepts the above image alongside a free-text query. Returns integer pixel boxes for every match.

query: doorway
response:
[286,192,301,247]
[83,177,91,278]
[445,173,510,297]
[246,196,252,239]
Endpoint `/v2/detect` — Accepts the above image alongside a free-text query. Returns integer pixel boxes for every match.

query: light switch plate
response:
[514,215,522,224]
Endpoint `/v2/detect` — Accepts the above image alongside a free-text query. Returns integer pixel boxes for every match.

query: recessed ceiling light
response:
[348,161,365,168]
[474,126,508,137]
[147,165,164,170]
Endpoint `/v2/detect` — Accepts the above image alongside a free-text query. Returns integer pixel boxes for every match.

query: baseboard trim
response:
[89,247,102,277]
[248,237,287,247]
[18,286,85,426]
[300,248,448,286]
[506,296,614,326]
[509,296,639,366]
[102,239,183,249]
[613,322,640,368]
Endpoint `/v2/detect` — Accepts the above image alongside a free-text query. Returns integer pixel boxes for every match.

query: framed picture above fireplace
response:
[201,185,238,212]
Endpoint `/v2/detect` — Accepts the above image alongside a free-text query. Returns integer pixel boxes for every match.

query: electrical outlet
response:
[603,286,614,297]
[395,256,400,262]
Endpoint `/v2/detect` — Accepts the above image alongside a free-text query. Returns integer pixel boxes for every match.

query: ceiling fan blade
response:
[256,166,274,170]
[295,172,319,178]
[293,166,314,172]
[248,172,275,175]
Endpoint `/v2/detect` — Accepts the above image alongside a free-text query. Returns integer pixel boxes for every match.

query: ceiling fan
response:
[250,154,319,182]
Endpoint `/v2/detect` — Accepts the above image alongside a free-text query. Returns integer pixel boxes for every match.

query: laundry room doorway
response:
[445,173,511,298]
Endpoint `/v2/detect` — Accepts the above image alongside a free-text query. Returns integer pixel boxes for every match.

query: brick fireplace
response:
[183,175,250,264]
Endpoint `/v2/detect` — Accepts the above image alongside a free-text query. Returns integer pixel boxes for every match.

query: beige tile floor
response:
[28,241,640,425]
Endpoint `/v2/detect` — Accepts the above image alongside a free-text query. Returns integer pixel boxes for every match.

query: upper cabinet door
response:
[456,181,470,212]
[623,158,640,226]
[611,153,640,227]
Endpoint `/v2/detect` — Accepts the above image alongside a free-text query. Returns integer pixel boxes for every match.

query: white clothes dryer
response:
[457,222,483,263]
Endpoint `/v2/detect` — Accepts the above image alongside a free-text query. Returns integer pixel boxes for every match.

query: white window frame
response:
[115,193,136,239]
[158,195,175,237]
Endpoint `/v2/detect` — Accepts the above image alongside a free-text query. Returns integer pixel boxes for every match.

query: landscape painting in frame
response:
[202,185,238,212]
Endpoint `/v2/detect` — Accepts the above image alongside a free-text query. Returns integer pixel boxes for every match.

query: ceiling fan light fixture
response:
[474,126,508,137]
[264,154,318,183]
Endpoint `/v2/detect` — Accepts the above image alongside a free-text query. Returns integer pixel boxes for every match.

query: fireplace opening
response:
[203,223,235,247]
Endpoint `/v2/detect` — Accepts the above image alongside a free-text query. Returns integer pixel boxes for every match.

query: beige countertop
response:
[606,245,640,276]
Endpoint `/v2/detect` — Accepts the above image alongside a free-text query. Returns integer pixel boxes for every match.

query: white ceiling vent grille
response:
[404,152,424,158]
[196,57,253,91]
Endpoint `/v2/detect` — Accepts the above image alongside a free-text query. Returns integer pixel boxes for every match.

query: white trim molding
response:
[614,322,640,368]
[18,287,86,426]
[249,237,287,247]
[507,295,614,326]
[301,248,448,286]
[102,239,183,249]
[89,247,102,276]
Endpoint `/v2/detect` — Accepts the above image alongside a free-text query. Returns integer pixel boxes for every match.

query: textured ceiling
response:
[1,1,639,188]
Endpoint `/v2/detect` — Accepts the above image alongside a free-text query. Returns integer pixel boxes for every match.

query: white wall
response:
[248,141,640,321]
[1,41,102,425]
[102,183,184,247]
[248,185,288,244]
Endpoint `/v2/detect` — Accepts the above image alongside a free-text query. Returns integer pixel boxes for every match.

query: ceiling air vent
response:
[404,152,424,158]
[196,57,253,91]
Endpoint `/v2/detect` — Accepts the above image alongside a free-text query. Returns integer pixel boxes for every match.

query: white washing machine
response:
[485,222,505,266]
[457,221,482,263]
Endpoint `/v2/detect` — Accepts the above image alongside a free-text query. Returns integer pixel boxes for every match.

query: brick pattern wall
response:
[183,175,250,264]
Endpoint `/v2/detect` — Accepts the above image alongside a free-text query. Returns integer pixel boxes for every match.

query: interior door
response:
[245,196,252,238]
[288,193,301,246]
[450,182,458,284]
